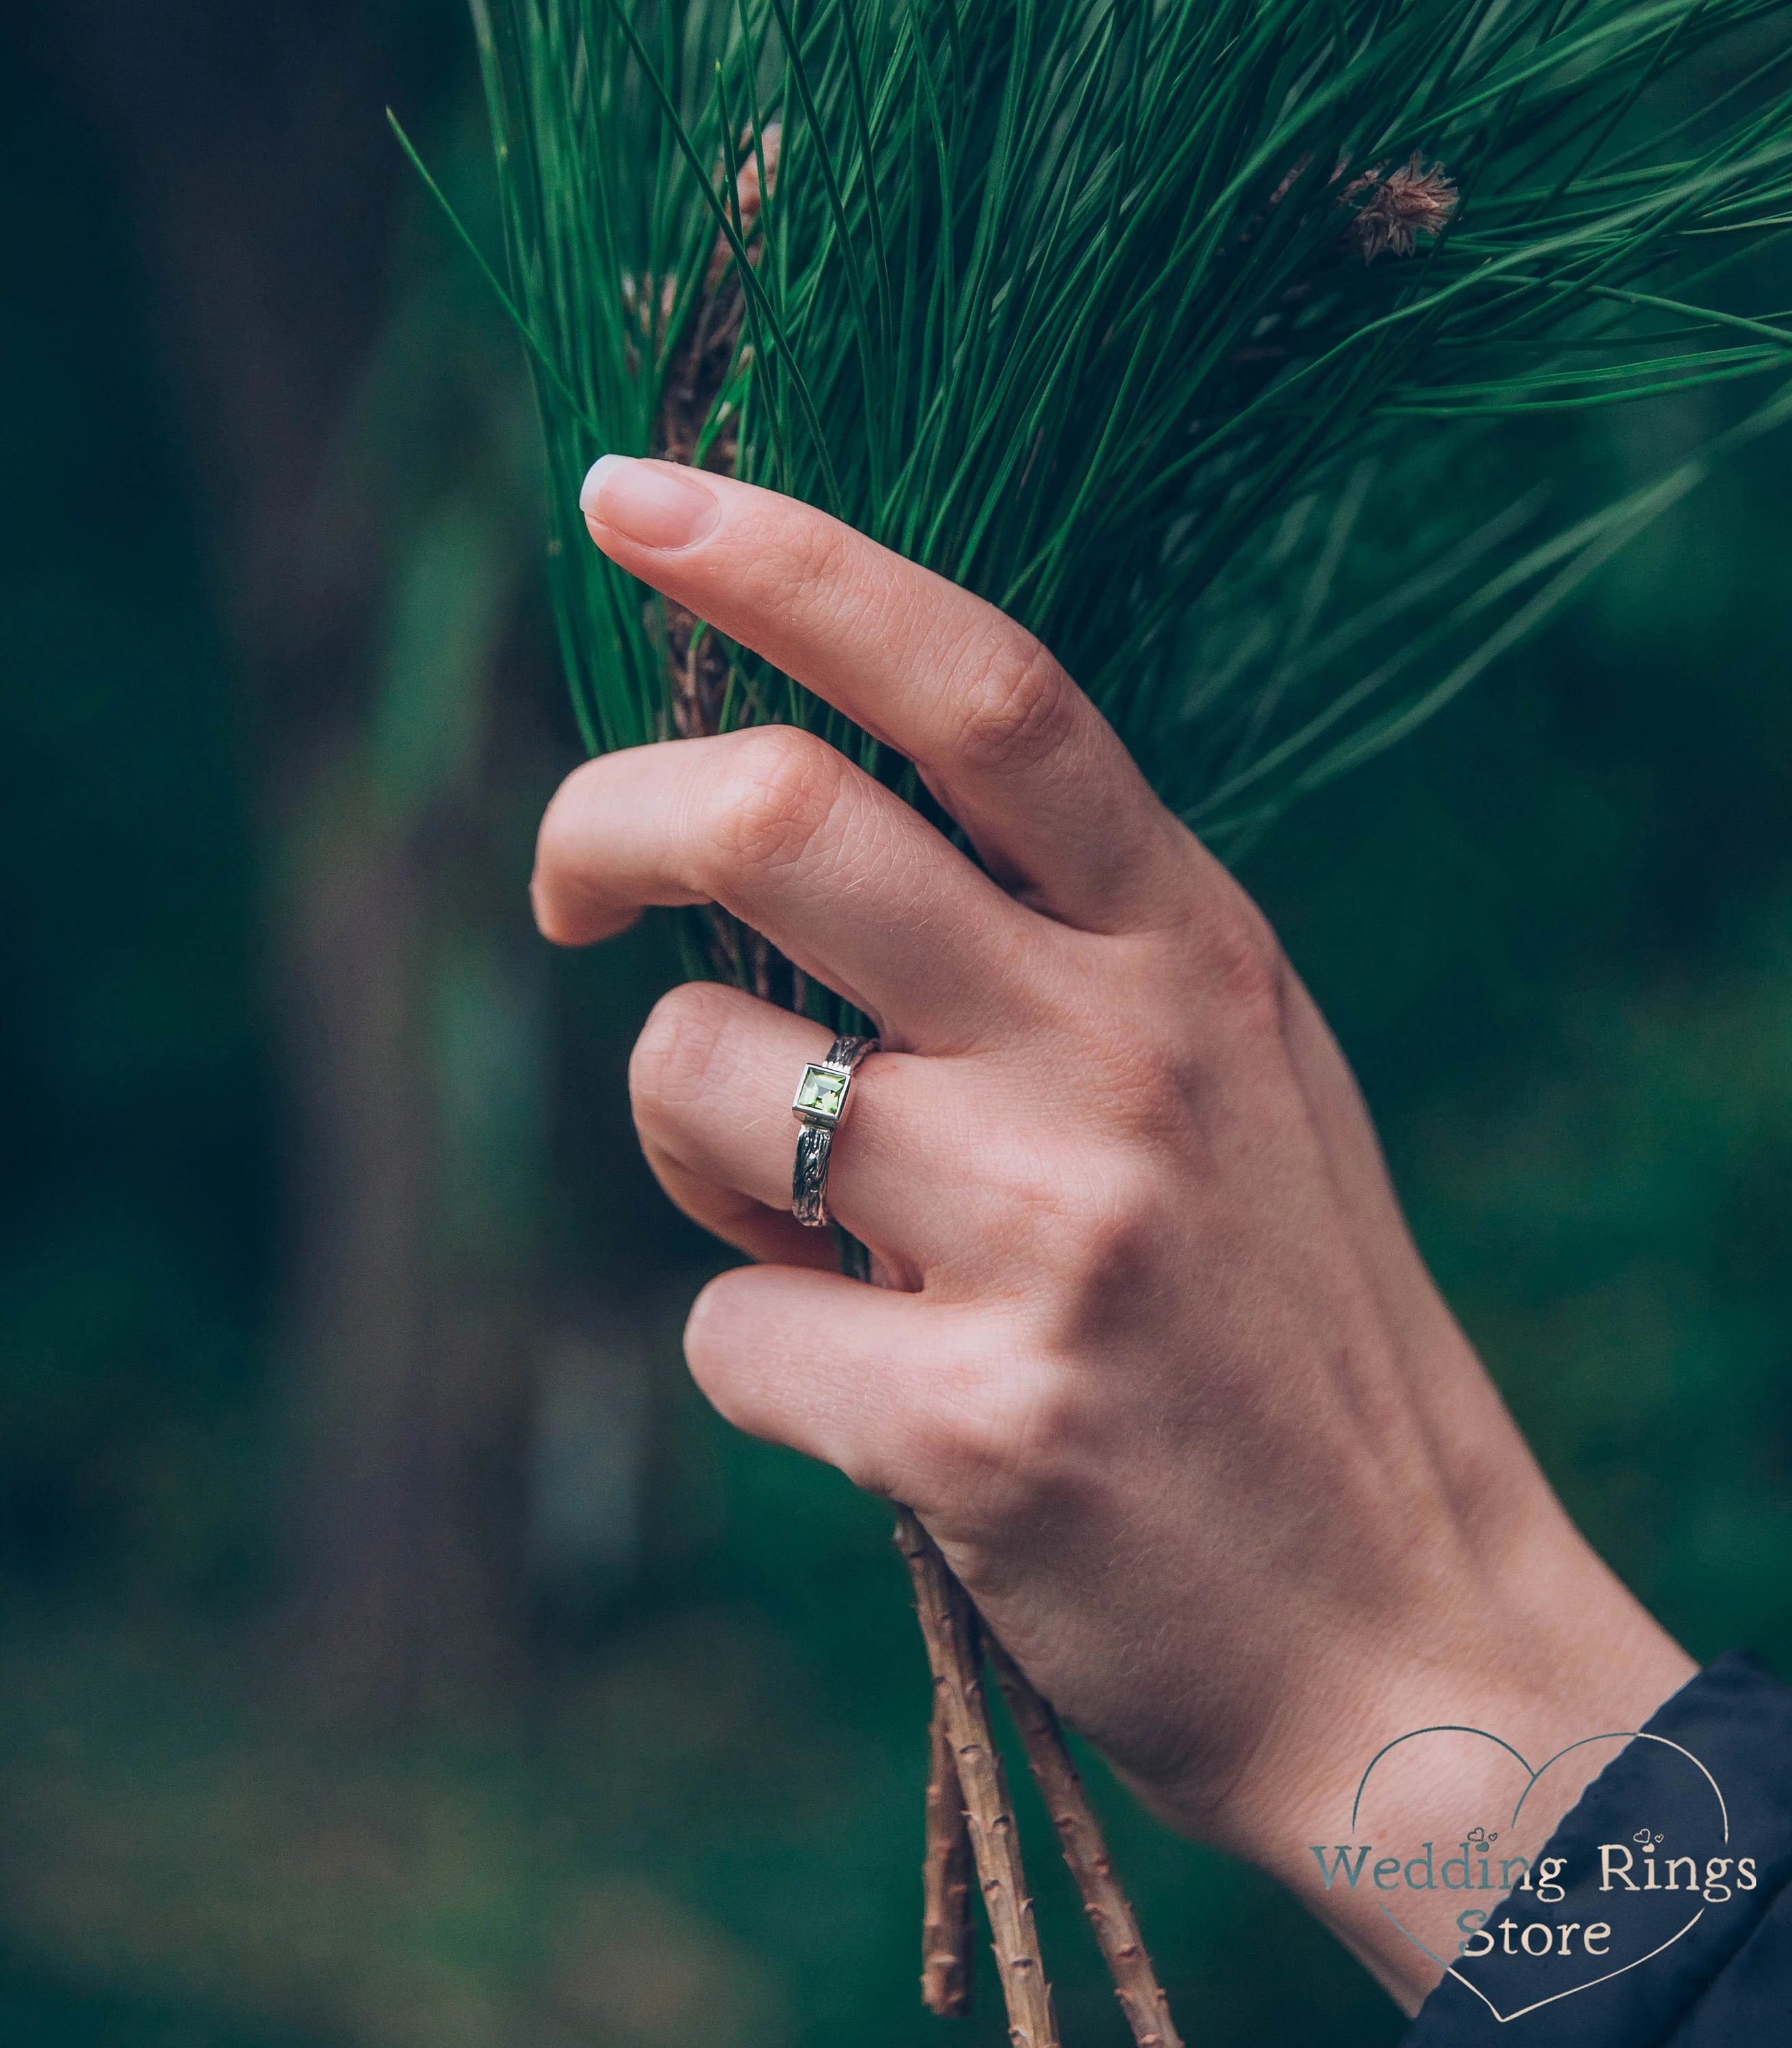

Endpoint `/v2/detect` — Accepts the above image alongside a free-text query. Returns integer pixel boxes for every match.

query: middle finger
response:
[534,724,1039,1048]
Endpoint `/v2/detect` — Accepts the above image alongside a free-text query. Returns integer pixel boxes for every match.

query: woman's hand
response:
[534,455,1694,2009]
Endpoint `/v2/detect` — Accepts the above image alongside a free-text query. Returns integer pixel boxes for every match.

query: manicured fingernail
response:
[580,454,720,550]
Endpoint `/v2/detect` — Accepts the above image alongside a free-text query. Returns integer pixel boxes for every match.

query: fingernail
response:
[580,454,720,550]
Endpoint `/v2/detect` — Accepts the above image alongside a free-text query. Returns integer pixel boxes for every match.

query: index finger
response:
[579,456,1197,934]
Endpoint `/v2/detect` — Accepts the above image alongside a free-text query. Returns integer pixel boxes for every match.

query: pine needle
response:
[450,0,1792,870]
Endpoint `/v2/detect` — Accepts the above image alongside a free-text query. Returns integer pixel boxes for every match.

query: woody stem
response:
[986,1634,1184,2048]
[895,1508,1058,2048]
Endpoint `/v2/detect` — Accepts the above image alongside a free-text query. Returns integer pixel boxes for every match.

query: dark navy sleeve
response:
[1402,1653,1792,2046]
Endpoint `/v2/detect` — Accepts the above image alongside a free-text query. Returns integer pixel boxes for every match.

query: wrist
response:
[1214,1496,1694,2011]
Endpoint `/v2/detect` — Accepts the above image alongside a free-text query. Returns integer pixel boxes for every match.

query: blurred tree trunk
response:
[34,1,540,1718]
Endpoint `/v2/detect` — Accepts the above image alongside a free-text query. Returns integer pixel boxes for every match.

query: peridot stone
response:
[795,1066,847,1117]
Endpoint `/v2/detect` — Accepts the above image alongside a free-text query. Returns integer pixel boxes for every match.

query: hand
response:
[534,455,1695,2010]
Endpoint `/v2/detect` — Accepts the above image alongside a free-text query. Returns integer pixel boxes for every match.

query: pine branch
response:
[468,0,1792,853]
[922,1683,976,2018]
[986,1635,1184,2048]
[895,1508,1058,2048]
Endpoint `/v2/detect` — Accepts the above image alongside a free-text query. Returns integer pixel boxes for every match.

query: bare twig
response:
[894,1509,1058,2048]
[922,1683,976,2017]
[986,1636,1184,2048]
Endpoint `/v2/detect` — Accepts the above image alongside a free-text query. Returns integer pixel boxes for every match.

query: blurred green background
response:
[4,7,1791,2045]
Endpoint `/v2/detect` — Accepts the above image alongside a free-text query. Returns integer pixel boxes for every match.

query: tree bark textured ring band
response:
[791,1034,879,1227]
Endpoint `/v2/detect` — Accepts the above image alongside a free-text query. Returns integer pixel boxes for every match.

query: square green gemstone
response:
[795,1066,847,1118]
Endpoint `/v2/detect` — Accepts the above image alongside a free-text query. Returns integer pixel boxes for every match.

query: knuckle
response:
[530,757,608,943]
[1078,1178,1163,1285]
[1197,895,1285,1033]
[913,1360,1091,1526]
[709,726,844,879]
[1094,1032,1198,1143]
[628,982,732,1126]
[949,631,1079,780]
[1016,1161,1165,1344]
[681,1272,752,1413]
[1062,1174,1163,1315]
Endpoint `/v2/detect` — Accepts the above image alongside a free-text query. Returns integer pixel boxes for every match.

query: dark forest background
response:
[4,5,1792,2044]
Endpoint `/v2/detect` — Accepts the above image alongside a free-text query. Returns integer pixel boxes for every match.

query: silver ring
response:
[791,1034,878,1227]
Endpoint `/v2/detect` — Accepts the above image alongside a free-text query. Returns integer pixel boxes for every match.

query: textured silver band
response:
[791,1034,878,1227]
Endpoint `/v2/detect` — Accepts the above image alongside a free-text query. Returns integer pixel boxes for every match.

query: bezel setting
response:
[792,1062,851,1127]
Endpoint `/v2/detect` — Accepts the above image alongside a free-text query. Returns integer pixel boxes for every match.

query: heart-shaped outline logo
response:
[1350,1726,1730,2024]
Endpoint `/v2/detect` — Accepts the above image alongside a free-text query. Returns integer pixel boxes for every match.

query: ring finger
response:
[630,980,950,1279]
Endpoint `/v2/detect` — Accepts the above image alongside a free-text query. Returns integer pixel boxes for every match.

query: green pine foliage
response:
[451,0,1792,866]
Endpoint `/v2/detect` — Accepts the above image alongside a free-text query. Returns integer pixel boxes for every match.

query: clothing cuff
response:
[1402,1651,1792,2045]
